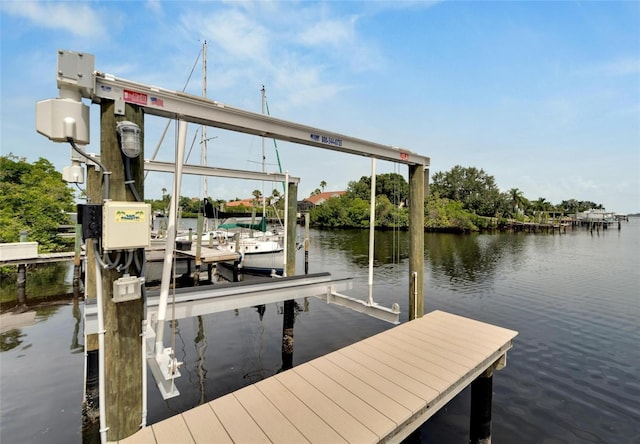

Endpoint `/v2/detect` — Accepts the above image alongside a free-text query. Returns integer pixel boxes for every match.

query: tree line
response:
[0,155,609,254]
[310,166,605,231]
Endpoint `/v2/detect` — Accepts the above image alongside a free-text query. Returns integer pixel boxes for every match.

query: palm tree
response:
[252,189,262,207]
[320,180,327,192]
[533,197,549,222]
[508,188,526,217]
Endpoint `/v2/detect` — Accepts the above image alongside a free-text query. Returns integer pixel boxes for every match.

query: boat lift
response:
[36,50,430,404]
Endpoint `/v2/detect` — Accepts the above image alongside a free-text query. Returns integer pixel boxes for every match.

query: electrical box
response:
[102,201,151,250]
[78,204,102,240]
[63,163,84,183]
[112,275,142,303]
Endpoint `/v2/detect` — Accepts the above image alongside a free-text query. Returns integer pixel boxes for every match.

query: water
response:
[1,220,639,443]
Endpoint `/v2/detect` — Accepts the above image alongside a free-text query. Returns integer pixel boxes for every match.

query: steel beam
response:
[80,68,429,166]
[84,273,353,334]
[144,159,299,184]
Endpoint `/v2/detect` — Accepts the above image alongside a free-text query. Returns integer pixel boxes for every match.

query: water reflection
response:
[0,262,73,302]
[425,232,528,292]
[0,299,82,352]
[310,228,531,295]
[194,316,208,406]
[70,296,84,353]
[0,328,26,352]
[311,228,410,267]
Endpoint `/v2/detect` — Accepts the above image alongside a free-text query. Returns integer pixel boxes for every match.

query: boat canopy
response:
[218,217,268,232]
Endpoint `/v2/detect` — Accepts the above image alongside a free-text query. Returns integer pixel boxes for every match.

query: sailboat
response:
[214,86,288,276]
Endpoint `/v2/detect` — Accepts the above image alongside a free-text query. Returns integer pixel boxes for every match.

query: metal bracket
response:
[319,291,401,324]
[144,320,181,399]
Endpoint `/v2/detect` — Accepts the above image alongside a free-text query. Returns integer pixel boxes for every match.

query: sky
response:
[1,1,639,214]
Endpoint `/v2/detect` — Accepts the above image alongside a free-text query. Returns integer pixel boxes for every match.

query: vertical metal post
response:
[156,119,187,354]
[368,158,376,305]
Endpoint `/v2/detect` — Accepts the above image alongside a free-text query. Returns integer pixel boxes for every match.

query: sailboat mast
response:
[201,41,208,200]
[261,86,267,227]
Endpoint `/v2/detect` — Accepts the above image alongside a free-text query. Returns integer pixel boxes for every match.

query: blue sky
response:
[1,1,639,213]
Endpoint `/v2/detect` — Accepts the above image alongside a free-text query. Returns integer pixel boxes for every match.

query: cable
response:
[67,138,111,201]
[117,250,135,273]
[123,157,143,202]
[68,138,108,173]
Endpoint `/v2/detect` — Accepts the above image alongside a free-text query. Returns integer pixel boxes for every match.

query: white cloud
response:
[146,0,163,16]
[2,1,107,38]
[599,57,640,77]
[571,56,640,78]
[298,15,358,47]
[180,9,270,63]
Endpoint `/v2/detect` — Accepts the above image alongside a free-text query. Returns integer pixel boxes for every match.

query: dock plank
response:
[207,393,271,443]
[233,384,311,443]
[294,363,397,439]
[339,346,443,400]
[354,339,458,387]
[181,404,232,444]
[256,377,348,444]
[274,369,378,443]
[310,356,412,424]
[151,414,194,444]
[325,351,426,414]
[115,425,156,444]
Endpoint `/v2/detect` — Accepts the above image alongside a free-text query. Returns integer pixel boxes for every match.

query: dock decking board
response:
[109,310,517,444]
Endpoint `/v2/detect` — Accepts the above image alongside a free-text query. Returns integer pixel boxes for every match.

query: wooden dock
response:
[0,251,78,266]
[115,310,517,444]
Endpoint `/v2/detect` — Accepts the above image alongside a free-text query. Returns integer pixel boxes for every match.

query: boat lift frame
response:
[44,50,430,402]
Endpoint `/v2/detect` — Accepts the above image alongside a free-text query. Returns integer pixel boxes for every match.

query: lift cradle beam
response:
[84,273,354,334]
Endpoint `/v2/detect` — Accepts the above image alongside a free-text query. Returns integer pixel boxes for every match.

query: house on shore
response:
[297,191,346,214]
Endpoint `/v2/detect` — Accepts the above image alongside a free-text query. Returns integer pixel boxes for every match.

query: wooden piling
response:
[470,367,494,444]
[194,214,203,285]
[100,101,145,441]
[16,263,26,308]
[281,181,298,370]
[83,141,102,439]
[304,212,310,275]
[73,223,83,296]
[408,165,426,320]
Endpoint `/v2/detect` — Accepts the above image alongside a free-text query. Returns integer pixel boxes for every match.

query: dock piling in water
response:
[470,366,494,444]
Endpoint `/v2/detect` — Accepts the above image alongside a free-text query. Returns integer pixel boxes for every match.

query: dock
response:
[115,310,517,444]
[0,250,78,266]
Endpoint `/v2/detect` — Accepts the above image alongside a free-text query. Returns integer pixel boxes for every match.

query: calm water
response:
[1,219,639,443]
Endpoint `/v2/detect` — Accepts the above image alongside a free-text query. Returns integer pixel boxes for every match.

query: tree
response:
[347,173,409,205]
[430,166,503,217]
[0,155,75,251]
[320,180,327,192]
[251,189,263,208]
[508,188,527,217]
